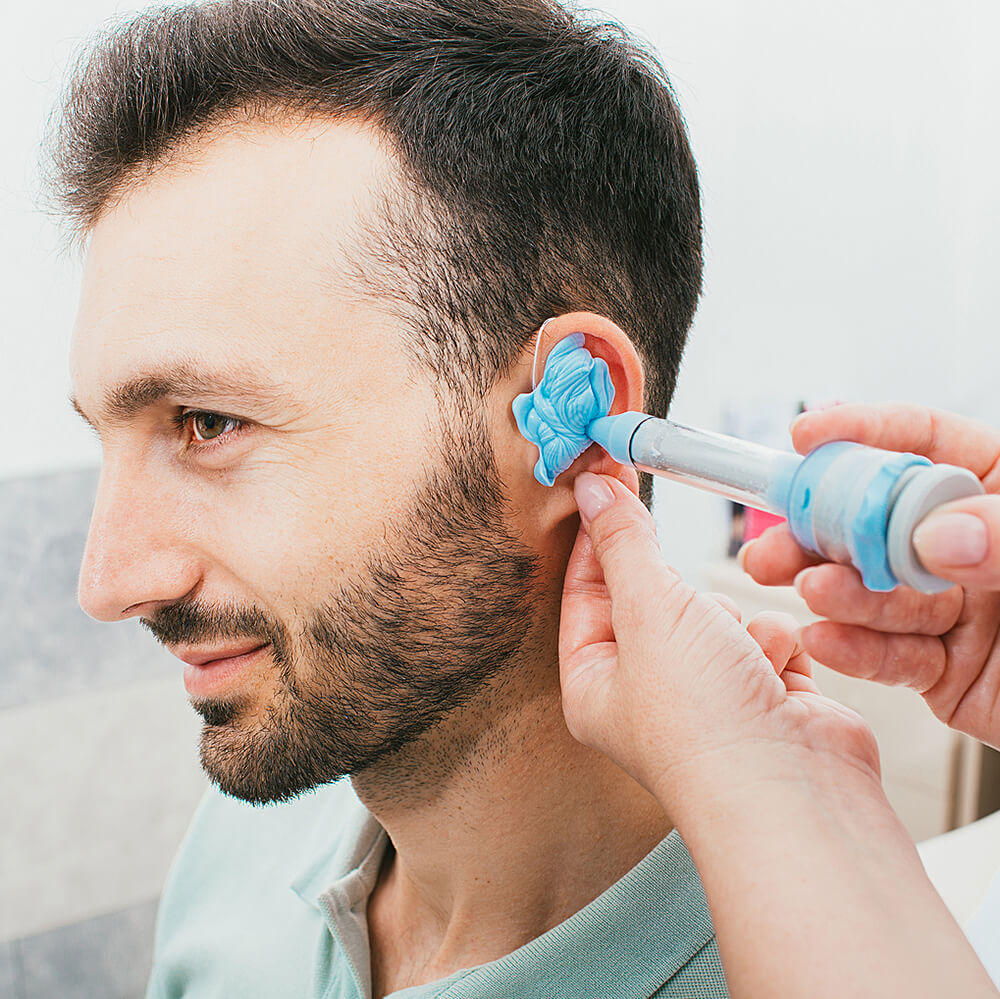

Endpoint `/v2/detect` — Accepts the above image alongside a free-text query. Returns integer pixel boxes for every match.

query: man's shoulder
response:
[146,779,364,999]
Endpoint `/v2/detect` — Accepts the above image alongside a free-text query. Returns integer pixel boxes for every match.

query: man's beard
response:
[141,411,540,805]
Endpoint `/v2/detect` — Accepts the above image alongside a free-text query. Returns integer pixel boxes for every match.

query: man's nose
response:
[78,466,201,622]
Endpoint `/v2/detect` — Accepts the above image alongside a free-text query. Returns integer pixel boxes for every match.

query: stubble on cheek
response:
[178,401,542,804]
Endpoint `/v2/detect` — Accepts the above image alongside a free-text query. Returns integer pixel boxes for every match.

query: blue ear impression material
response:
[512,333,614,486]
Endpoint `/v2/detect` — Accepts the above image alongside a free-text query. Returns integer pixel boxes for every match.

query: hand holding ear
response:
[558,472,881,818]
[559,471,998,999]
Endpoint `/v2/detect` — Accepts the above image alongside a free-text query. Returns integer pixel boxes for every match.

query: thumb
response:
[912,495,1000,588]
[574,472,676,607]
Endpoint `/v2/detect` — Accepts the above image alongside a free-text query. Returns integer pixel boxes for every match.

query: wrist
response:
[660,743,892,839]
[666,745,997,999]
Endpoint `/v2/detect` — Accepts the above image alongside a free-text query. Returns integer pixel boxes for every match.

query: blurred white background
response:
[644,0,1000,581]
[3,0,998,582]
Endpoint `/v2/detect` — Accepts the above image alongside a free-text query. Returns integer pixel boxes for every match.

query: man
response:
[51,1,715,995]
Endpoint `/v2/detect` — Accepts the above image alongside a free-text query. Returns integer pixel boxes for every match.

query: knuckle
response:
[752,610,798,633]
[915,407,939,457]
[864,593,900,630]
[590,507,649,563]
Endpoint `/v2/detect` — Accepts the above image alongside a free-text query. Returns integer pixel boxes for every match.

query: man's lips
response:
[171,641,271,668]
[174,641,273,698]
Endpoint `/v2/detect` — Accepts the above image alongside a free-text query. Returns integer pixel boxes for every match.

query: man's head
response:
[52,0,701,804]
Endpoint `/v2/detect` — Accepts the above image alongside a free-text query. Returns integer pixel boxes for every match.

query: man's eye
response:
[187,411,242,442]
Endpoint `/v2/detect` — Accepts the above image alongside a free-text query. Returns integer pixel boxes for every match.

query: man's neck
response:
[352,680,671,998]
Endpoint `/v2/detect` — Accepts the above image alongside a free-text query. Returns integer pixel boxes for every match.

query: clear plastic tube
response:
[629,418,801,514]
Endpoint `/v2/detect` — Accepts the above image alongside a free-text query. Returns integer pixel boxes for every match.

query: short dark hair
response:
[46,0,702,507]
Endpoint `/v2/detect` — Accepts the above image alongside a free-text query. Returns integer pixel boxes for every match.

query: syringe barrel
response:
[628,417,801,515]
[591,413,985,594]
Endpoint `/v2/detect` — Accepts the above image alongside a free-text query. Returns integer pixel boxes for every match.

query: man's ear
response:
[513,311,644,500]
[532,312,644,420]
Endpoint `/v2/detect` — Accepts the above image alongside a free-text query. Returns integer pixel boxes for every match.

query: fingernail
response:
[793,568,812,598]
[575,472,616,526]
[736,540,755,570]
[913,512,989,568]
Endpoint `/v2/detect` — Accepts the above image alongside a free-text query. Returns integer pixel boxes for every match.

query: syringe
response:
[588,412,984,594]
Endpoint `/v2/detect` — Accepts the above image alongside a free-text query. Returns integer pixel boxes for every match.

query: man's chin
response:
[190,695,246,728]
[197,730,334,805]
[194,706,355,805]
[191,699,308,804]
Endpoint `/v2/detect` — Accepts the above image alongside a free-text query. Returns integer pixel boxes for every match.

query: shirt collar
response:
[289,779,387,910]
[288,783,716,999]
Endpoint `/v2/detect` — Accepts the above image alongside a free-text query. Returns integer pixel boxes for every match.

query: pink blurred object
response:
[743,506,786,542]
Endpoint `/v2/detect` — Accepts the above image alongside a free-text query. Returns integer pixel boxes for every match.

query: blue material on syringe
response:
[513,333,984,595]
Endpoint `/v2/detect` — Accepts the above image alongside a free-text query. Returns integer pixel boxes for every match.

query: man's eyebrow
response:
[69,362,289,429]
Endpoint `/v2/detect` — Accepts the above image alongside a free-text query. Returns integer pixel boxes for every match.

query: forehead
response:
[70,117,400,413]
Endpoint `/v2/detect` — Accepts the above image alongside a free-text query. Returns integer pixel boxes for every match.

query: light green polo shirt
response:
[146,779,728,998]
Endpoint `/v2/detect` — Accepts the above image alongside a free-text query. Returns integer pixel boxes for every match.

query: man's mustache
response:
[140,599,279,649]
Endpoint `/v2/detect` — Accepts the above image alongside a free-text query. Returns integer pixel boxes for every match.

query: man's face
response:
[69,118,540,803]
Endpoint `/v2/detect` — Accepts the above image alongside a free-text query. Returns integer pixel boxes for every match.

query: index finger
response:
[791,404,1000,488]
[739,522,823,586]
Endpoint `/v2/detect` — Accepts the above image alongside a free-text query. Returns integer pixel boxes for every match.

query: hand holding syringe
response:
[588,411,984,594]
[740,401,1000,750]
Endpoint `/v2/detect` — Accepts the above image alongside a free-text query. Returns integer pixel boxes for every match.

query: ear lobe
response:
[533,312,644,417]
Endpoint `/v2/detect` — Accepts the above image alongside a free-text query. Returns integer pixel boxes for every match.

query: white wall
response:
[4,1,999,581]
[1,1,143,480]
